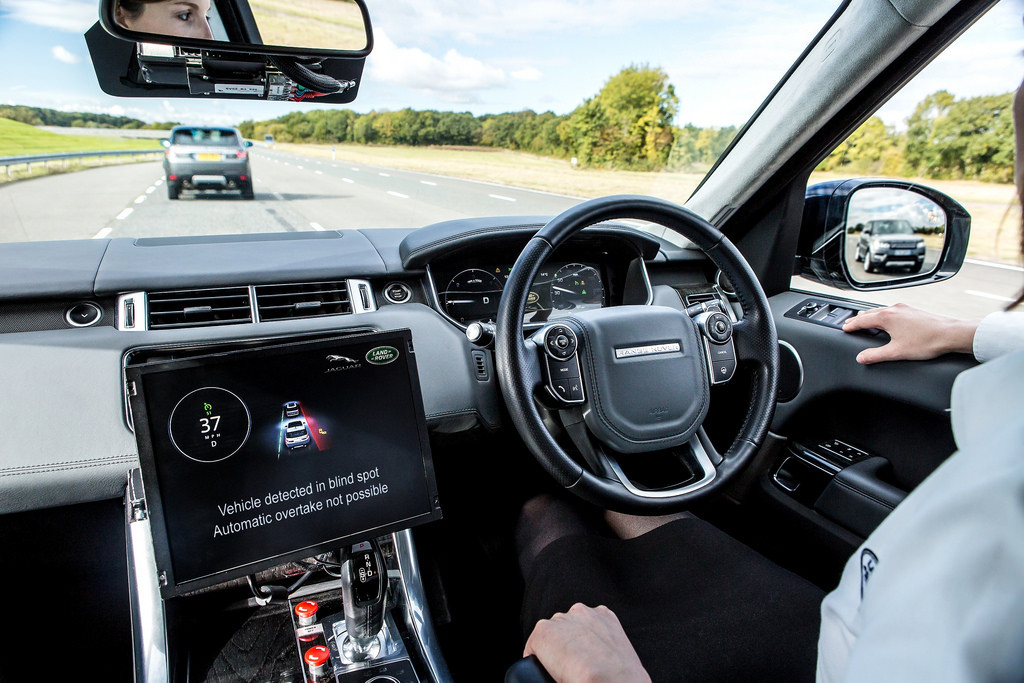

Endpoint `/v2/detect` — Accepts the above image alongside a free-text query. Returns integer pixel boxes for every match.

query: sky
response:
[0,0,1022,130]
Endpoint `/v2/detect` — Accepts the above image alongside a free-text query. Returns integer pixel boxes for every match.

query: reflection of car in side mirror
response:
[797,179,970,291]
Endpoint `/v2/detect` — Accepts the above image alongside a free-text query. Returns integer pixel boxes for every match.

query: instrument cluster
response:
[434,261,606,326]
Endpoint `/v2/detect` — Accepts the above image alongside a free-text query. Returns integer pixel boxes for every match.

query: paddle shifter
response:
[340,539,387,662]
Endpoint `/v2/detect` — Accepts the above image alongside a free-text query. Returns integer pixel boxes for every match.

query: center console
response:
[123,330,450,682]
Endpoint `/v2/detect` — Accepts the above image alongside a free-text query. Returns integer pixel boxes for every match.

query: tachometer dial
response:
[550,264,604,311]
[442,269,504,323]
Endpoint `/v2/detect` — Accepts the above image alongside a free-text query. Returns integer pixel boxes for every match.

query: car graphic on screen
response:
[283,419,310,450]
[283,401,300,418]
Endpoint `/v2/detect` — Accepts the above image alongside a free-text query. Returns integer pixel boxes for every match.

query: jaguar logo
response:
[326,354,358,364]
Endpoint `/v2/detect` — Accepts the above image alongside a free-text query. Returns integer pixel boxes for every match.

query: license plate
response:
[197,153,221,161]
[892,249,913,256]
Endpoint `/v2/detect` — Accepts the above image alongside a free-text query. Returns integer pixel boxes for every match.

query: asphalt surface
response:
[0,147,1020,319]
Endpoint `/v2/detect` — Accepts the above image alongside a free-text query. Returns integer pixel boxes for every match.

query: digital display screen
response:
[126,330,441,597]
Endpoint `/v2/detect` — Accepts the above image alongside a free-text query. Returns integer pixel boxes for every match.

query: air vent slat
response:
[255,281,354,321]
[146,287,252,330]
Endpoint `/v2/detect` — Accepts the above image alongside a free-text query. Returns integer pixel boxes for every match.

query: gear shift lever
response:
[340,539,386,662]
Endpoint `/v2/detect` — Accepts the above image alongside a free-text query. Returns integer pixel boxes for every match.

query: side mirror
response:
[160,139,171,148]
[245,140,253,148]
[797,179,970,291]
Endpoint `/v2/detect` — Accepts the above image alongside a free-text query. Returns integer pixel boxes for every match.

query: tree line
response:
[0,105,177,131]
[817,90,1015,182]
[239,65,737,172]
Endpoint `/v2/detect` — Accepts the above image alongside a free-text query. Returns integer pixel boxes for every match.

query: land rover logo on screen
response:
[366,346,400,365]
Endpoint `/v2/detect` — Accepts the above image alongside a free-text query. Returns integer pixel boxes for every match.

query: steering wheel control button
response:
[546,356,581,380]
[544,325,578,359]
[711,358,737,384]
[383,281,412,304]
[294,600,319,626]
[703,311,733,343]
[552,378,585,403]
[707,340,735,363]
[66,302,102,327]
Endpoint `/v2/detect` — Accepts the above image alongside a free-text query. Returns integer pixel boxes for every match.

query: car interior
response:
[0,0,1007,681]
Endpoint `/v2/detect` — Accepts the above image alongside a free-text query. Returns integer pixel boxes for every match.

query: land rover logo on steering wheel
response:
[366,346,400,365]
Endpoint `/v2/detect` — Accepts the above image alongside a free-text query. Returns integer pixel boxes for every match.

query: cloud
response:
[51,45,81,64]
[367,31,508,103]
[2,0,96,33]
[372,0,716,47]
[511,67,543,82]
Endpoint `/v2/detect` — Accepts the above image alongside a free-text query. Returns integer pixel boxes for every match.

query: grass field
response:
[0,118,162,183]
[283,141,1022,265]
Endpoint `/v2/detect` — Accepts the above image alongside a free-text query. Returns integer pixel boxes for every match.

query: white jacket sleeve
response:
[972,311,1024,361]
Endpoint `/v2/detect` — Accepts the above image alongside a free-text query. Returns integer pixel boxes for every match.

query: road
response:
[0,147,1019,318]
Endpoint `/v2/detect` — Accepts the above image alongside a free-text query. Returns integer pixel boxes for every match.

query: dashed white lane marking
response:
[311,222,324,231]
[420,180,437,186]
[134,195,147,204]
[315,170,323,175]
[342,178,354,184]
[154,178,164,186]
[965,258,1024,273]
[965,290,1014,302]
[387,191,409,199]
[93,227,112,239]
[297,165,304,170]
[145,186,155,194]
[379,172,391,177]
[116,208,133,220]
[351,167,360,171]
[272,192,285,200]
[489,194,516,202]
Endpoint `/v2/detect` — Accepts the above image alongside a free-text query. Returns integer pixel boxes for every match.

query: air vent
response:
[255,281,353,321]
[685,292,719,306]
[148,287,252,330]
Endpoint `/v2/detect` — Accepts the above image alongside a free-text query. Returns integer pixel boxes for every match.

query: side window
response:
[796,1,1022,319]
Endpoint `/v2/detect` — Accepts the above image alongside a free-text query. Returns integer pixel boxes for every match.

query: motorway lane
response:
[0,162,164,242]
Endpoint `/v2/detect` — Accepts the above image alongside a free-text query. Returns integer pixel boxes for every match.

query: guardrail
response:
[0,149,164,177]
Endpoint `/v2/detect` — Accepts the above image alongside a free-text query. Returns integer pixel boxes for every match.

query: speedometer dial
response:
[550,264,604,311]
[442,269,504,323]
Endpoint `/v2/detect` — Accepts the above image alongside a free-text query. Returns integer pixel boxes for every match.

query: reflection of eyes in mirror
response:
[115,0,222,41]
[844,188,947,283]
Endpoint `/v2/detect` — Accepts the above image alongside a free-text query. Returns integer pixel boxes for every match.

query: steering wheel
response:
[495,195,779,512]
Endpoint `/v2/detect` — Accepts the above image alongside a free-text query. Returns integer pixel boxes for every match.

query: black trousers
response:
[520,517,825,682]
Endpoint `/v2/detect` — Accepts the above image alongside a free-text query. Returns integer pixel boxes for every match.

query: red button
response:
[295,600,319,619]
[304,645,330,667]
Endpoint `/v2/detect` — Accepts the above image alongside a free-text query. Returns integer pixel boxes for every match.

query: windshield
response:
[870,220,914,236]
[0,0,841,241]
[171,129,242,146]
[0,1,1019,245]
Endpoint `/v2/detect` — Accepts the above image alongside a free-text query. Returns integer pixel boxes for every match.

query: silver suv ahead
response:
[162,126,254,200]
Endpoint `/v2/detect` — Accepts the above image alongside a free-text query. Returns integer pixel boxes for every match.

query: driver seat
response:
[516,494,825,682]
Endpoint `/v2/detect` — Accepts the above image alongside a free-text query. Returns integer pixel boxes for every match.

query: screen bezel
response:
[125,329,441,598]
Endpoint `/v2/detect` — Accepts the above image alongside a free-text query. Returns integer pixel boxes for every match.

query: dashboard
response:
[0,217,691,516]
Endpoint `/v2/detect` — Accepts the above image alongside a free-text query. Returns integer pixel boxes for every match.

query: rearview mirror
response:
[99,0,372,57]
[86,0,372,105]
[797,179,970,291]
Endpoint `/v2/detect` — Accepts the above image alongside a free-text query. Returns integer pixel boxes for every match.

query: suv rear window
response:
[171,129,240,146]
